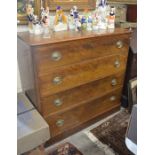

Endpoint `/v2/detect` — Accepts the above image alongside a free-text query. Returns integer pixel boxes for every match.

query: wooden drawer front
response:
[33,35,129,75]
[39,54,127,97]
[41,72,124,116]
[45,88,122,137]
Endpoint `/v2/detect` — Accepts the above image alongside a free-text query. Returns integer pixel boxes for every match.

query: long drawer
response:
[41,72,125,116]
[33,34,129,74]
[38,54,127,97]
[45,88,122,137]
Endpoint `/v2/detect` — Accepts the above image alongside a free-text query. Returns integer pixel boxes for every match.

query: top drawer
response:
[33,34,129,74]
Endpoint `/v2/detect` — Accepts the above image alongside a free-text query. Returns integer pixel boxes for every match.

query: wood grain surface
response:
[45,88,122,137]
[39,54,127,97]
[41,72,125,116]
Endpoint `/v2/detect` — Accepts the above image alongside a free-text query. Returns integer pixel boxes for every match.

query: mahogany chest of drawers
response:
[17,28,131,144]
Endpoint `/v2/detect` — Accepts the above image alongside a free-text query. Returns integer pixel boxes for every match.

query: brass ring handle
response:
[53,99,63,107]
[56,119,64,127]
[114,60,120,68]
[116,40,123,48]
[52,76,63,85]
[110,96,116,101]
[111,79,117,86]
[51,51,62,61]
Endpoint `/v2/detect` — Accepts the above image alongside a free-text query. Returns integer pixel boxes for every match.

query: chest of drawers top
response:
[17,28,131,46]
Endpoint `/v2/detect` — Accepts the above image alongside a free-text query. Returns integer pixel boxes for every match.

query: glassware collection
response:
[26,0,116,37]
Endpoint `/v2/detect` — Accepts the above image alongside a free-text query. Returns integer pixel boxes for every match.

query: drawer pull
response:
[56,119,64,127]
[110,96,116,101]
[116,40,123,48]
[53,99,63,107]
[51,51,62,61]
[52,76,63,85]
[114,60,120,68]
[111,79,117,86]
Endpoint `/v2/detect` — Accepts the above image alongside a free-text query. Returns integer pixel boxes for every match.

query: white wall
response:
[17,25,29,93]
[17,64,22,93]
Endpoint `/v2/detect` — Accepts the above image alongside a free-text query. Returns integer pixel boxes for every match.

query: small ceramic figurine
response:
[92,11,99,31]
[108,6,116,29]
[98,14,107,30]
[41,6,51,38]
[69,6,81,31]
[26,4,35,22]
[33,16,43,35]
[81,9,89,30]
[41,6,50,27]
[26,4,42,34]
[68,8,75,30]
[96,0,108,30]
[86,15,93,31]
[73,6,82,31]
[53,6,67,32]
[81,15,87,30]
[26,4,36,33]
[74,18,81,31]
[72,6,79,19]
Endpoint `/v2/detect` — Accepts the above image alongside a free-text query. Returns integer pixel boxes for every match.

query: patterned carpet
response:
[49,142,83,155]
[91,111,134,155]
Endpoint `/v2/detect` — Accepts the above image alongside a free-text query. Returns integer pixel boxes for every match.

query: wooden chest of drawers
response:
[17,28,131,144]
